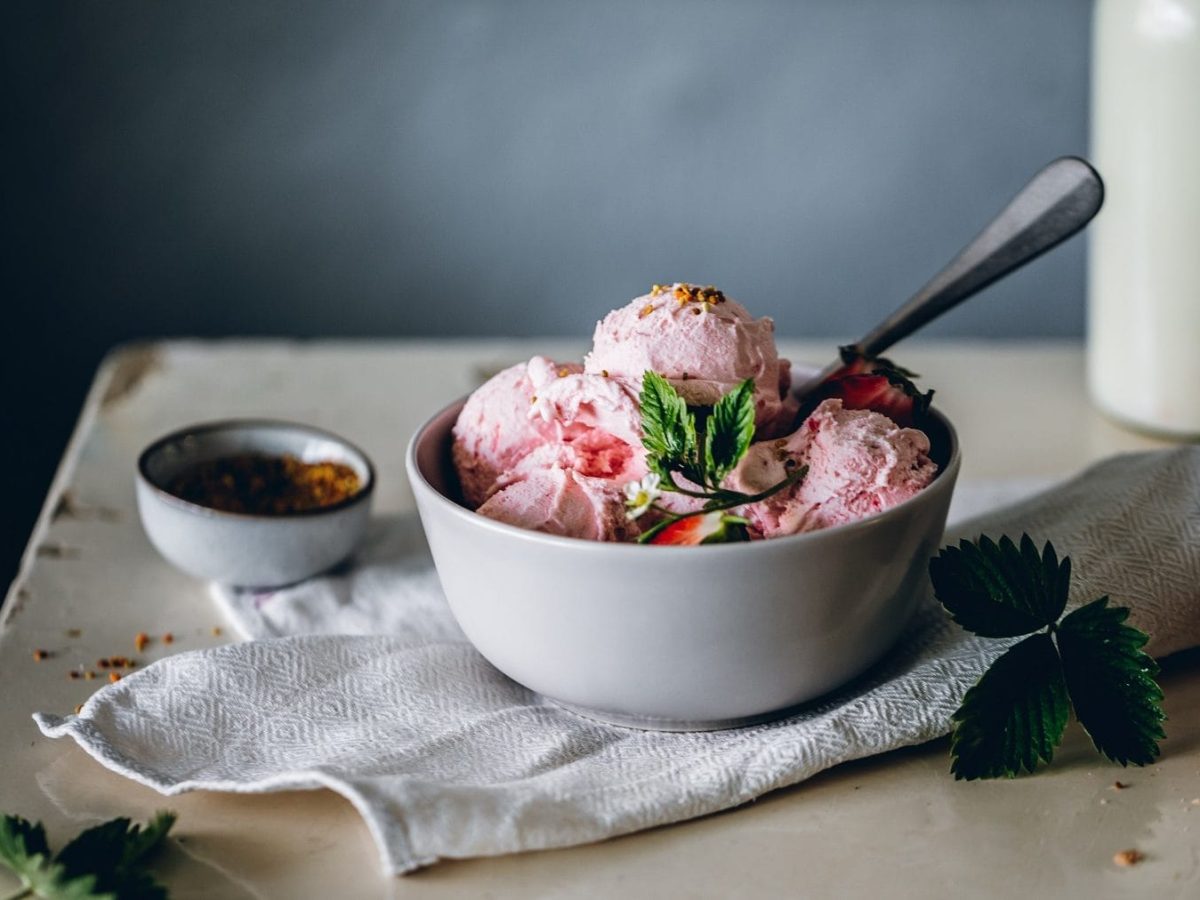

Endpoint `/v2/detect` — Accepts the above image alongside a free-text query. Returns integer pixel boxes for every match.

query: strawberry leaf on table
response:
[704,378,756,485]
[949,633,1069,780]
[929,534,1070,637]
[0,817,95,900]
[929,535,1165,780]
[1057,598,1166,767]
[55,812,175,900]
[0,811,175,900]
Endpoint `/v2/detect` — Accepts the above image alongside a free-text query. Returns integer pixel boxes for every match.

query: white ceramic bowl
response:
[407,400,960,731]
[137,420,375,588]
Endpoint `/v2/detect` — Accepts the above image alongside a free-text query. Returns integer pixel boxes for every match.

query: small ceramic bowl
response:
[137,420,375,587]
[407,399,960,731]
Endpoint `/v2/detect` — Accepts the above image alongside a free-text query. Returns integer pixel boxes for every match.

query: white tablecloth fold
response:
[35,450,1200,874]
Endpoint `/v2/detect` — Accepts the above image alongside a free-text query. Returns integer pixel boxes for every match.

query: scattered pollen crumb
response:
[73,704,83,715]
[68,671,81,680]
[98,658,111,668]
[32,649,49,662]
[109,672,121,683]
[163,632,175,644]
[212,626,223,637]
[1112,781,1128,791]
[135,632,150,652]
[85,671,96,680]
[1113,849,1144,867]
[1099,798,1109,805]
[66,628,82,639]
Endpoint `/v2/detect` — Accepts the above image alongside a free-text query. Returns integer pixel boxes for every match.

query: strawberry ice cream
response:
[451,360,556,507]
[452,356,646,510]
[450,284,940,543]
[527,357,647,482]
[727,399,937,537]
[476,467,633,542]
[584,284,798,437]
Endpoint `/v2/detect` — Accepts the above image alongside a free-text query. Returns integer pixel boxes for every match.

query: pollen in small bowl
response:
[136,420,375,588]
[407,393,960,732]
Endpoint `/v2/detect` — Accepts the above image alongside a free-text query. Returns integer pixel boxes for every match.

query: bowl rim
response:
[137,418,376,521]
[405,395,961,555]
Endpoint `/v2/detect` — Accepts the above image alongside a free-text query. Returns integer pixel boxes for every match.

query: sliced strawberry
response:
[648,511,750,546]
[820,372,932,427]
[803,350,933,428]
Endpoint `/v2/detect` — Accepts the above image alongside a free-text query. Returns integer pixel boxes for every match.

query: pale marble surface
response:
[2,339,1197,899]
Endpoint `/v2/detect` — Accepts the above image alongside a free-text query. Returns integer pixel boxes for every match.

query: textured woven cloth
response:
[35,450,1200,874]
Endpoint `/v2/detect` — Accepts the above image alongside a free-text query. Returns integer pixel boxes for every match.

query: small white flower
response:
[623,473,662,521]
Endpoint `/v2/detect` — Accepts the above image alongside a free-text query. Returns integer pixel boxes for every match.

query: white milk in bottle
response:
[1089,0,1200,435]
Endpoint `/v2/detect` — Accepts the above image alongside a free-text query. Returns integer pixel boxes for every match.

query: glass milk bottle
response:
[1089,0,1200,435]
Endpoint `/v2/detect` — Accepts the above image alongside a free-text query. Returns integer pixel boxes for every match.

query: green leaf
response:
[704,378,756,485]
[0,811,174,900]
[0,816,100,899]
[639,371,695,468]
[0,816,50,874]
[950,633,1070,780]
[56,811,174,899]
[1057,597,1166,767]
[116,813,174,874]
[929,534,1070,637]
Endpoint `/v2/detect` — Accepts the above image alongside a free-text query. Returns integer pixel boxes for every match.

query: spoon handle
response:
[849,155,1104,361]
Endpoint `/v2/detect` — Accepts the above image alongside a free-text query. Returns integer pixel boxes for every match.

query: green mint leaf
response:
[929,534,1070,637]
[704,378,756,485]
[950,633,1069,780]
[1057,597,1165,767]
[639,371,695,469]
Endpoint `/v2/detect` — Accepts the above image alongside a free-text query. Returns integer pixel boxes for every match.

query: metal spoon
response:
[793,155,1105,399]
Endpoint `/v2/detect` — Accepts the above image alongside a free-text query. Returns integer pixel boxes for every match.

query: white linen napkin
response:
[35,450,1200,874]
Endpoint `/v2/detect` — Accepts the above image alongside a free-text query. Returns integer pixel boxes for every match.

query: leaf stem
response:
[662,474,719,499]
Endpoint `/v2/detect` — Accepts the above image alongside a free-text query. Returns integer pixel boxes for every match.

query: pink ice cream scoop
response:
[583,284,799,437]
[527,356,647,484]
[451,287,939,544]
[451,359,581,507]
[476,466,635,542]
[728,399,938,538]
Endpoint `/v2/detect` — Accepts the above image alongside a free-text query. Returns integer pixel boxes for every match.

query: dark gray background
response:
[1,1,1091,587]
